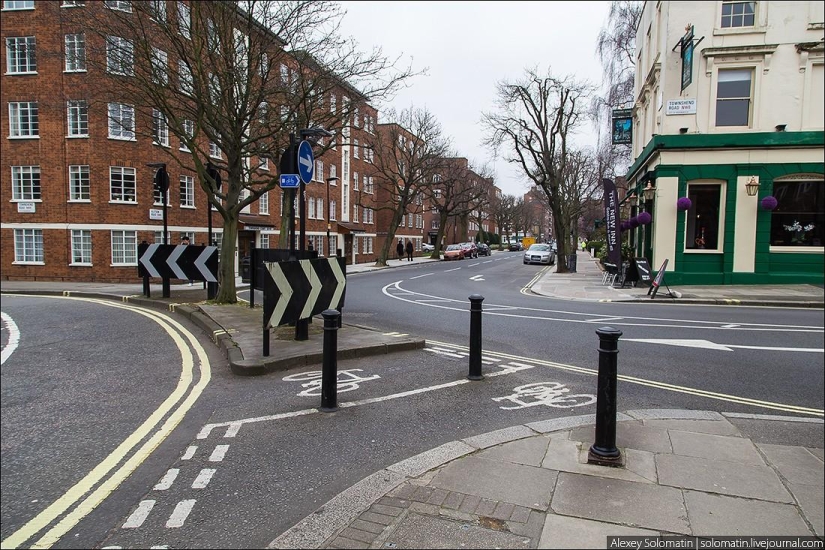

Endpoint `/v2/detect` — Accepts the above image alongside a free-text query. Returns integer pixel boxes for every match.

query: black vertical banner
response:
[603,178,621,267]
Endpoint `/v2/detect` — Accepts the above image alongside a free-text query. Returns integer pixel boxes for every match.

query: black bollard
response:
[143,275,151,298]
[263,327,270,357]
[468,294,484,380]
[588,326,623,467]
[320,309,340,412]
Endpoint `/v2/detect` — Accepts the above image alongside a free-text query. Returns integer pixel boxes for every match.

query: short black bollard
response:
[588,326,623,467]
[143,275,151,298]
[263,327,270,357]
[320,309,340,412]
[468,294,484,380]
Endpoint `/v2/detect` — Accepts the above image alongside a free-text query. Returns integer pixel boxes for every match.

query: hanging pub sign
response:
[611,109,632,145]
[602,178,622,268]
[681,25,694,92]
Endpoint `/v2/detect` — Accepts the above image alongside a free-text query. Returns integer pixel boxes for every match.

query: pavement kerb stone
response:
[272,408,824,549]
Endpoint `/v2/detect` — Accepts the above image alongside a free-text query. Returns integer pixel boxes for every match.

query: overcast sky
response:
[337,1,612,198]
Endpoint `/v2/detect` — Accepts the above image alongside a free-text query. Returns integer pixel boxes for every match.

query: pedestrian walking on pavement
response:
[181,236,193,285]
[397,239,404,261]
[405,240,414,261]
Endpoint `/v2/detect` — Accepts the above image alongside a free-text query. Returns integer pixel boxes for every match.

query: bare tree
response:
[557,149,602,250]
[68,1,416,302]
[362,107,451,266]
[482,67,594,272]
[424,158,492,258]
[489,193,517,250]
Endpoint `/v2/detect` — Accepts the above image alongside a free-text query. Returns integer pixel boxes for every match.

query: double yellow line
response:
[1,296,212,549]
[428,339,823,417]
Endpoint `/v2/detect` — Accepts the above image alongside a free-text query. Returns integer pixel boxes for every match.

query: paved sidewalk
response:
[270,409,824,549]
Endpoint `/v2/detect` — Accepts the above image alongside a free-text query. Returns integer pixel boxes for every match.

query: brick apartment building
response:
[0,0,414,282]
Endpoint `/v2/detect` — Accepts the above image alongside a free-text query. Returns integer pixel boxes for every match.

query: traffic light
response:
[153,165,169,204]
[206,163,222,190]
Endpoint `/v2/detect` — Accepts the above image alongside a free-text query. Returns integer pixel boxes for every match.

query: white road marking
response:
[585,316,625,323]
[424,348,464,358]
[722,324,740,328]
[469,275,484,281]
[224,423,242,438]
[1,311,21,365]
[409,273,433,280]
[483,260,493,264]
[208,445,229,462]
[153,469,179,491]
[444,268,461,273]
[469,263,481,267]
[181,446,197,460]
[191,469,216,489]
[122,500,155,529]
[626,338,824,353]
[166,500,196,528]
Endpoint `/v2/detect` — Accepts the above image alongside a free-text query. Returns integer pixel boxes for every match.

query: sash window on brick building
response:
[71,229,92,265]
[106,36,133,76]
[6,36,36,74]
[14,229,43,263]
[111,230,137,265]
[68,165,90,201]
[8,101,38,137]
[180,175,194,207]
[11,166,40,200]
[64,33,86,72]
[110,166,136,202]
[67,100,88,137]
[108,103,135,140]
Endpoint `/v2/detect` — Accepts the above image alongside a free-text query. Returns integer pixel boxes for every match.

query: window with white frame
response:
[330,199,337,221]
[315,160,324,182]
[177,1,191,38]
[6,36,36,74]
[180,175,194,207]
[11,165,40,200]
[149,0,165,21]
[108,103,135,140]
[259,233,270,249]
[8,101,38,137]
[352,204,358,223]
[259,51,268,78]
[68,165,90,201]
[316,197,323,219]
[151,47,167,84]
[330,93,336,113]
[152,109,168,146]
[61,0,84,5]
[105,0,131,12]
[330,164,337,180]
[71,229,92,264]
[110,166,136,202]
[14,228,43,263]
[111,230,137,265]
[685,182,724,251]
[366,176,374,194]
[353,139,359,159]
[353,172,359,191]
[209,141,222,159]
[66,100,88,137]
[180,119,194,151]
[399,215,405,227]
[179,62,193,95]
[308,196,317,219]
[4,1,34,9]
[409,213,414,227]
[153,230,171,244]
[106,36,133,76]
[716,68,752,127]
[259,155,269,171]
[259,191,269,214]
[64,33,86,72]
[365,237,373,254]
[329,235,337,256]
[721,1,755,28]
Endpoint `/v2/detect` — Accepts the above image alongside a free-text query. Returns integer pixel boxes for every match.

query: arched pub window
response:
[769,175,824,248]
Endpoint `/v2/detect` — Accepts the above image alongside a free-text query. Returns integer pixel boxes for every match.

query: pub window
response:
[721,1,755,28]
[685,183,723,251]
[716,68,752,127]
[770,179,824,247]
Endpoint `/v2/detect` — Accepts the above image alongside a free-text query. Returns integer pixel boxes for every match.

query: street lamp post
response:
[326,176,339,256]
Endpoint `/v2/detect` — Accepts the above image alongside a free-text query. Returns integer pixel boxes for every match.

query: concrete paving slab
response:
[386,441,476,478]
[786,482,824,536]
[656,454,793,503]
[380,512,533,549]
[569,422,673,454]
[477,435,551,467]
[808,448,825,462]
[683,490,813,536]
[429,456,558,510]
[669,430,764,465]
[539,437,656,484]
[538,513,659,549]
[643,418,741,436]
[757,444,825,486]
[551,472,691,534]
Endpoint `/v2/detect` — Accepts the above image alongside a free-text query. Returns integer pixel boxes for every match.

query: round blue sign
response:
[297,140,314,184]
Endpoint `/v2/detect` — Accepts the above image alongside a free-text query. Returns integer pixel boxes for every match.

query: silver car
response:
[523,243,555,265]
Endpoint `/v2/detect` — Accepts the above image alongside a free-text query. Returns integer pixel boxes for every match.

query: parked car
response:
[508,241,523,252]
[523,243,555,265]
[459,242,478,258]
[422,243,435,252]
[443,244,465,261]
[476,243,491,256]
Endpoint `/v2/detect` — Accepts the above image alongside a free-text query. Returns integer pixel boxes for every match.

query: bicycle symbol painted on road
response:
[492,382,596,410]
[282,369,380,397]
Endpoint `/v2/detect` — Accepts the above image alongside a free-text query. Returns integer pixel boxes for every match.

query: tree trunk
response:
[216,213,239,303]
[278,189,294,249]
[375,210,404,266]
[553,213,569,274]
[430,211,449,259]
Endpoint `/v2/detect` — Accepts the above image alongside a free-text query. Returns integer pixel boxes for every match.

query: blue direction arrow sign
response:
[279,174,300,188]
[297,140,314,183]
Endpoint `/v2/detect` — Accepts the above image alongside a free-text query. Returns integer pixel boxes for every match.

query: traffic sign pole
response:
[296,139,315,342]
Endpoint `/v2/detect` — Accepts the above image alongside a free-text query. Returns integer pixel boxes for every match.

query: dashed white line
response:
[585,316,625,323]
[224,423,242,438]
[122,500,155,529]
[444,267,461,272]
[409,273,433,280]
[482,260,493,264]
[209,445,229,462]
[469,263,481,267]
[166,499,196,528]
[192,468,216,489]
[153,469,179,491]
[181,446,197,460]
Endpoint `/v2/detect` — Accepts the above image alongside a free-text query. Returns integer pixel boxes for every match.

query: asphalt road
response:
[1,259,822,549]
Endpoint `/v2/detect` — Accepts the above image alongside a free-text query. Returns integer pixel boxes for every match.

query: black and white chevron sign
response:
[138,244,218,282]
[263,257,346,328]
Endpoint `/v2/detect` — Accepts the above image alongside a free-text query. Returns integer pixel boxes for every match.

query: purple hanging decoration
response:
[761,196,778,211]
[629,217,641,228]
[677,197,692,211]
[638,212,652,225]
